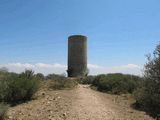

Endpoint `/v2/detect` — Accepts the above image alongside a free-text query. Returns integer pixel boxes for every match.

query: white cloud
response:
[117,64,141,69]
[0,63,142,76]
[87,64,142,75]
[0,63,67,75]
[7,63,34,68]
[88,64,103,69]
[35,63,67,68]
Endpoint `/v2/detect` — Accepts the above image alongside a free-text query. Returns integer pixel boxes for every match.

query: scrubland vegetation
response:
[0,70,40,119]
[78,75,95,85]
[0,104,8,120]
[80,44,160,118]
[81,72,159,118]
[0,70,77,120]
[79,74,142,94]
[0,45,160,119]
[133,44,160,117]
[0,70,39,105]
[46,73,78,90]
[91,73,142,94]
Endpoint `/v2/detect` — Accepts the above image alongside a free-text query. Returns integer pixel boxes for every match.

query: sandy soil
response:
[6,84,154,120]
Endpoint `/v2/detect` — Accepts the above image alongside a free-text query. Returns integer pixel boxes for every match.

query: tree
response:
[36,73,45,80]
[134,44,160,117]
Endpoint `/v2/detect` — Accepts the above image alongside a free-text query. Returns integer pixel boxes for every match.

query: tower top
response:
[68,35,87,40]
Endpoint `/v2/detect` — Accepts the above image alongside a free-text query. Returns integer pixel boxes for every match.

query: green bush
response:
[35,73,45,80]
[78,76,95,84]
[0,104,8,120]
[0,71,9,80]
[0,70,39,105]
[92,73,142,94]
[133,44,160,117]
[47,74,77,89]
[46,73,66,80]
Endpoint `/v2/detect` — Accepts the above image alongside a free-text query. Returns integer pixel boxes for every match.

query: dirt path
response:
[68,85,118,120]
[6,85,154,120]
[68,85,153,120]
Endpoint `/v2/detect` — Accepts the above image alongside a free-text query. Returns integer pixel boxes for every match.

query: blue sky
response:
[0,0,160,75]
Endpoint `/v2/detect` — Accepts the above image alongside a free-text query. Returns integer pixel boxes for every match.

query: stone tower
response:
[67,35,87,77]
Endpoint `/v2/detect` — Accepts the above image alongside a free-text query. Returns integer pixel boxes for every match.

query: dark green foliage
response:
[134,44,160,117]
[0,104,8,120]
[92,73,142,94]
[47,74,77,90]
[20,70,34,79]
[35,73,45,80]
[51,78,77,90]
[0,71,10,80]
[78,76,95,84]
[0,70,39,105]
[46,73,65,80]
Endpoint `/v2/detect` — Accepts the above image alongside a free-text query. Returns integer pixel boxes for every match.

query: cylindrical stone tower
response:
[67,35,87,77]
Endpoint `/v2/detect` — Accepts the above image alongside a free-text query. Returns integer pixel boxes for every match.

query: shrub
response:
[48,74,77,89]
[78,76,95,84]
[0,70,39,105]
[0,104,8,120]
[20,70,34,79]
[46,73,65,80]
[35,73,45,80]
[133,44,160,117]
[0,71,9,80]
[92,73,142,94]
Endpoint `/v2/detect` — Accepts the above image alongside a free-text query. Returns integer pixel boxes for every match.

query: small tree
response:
[134,44,160,117]
[35,73,45,80]
[21,69,34,79]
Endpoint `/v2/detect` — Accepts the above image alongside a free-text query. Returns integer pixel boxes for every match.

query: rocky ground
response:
[6,84,154,120]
